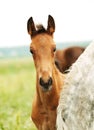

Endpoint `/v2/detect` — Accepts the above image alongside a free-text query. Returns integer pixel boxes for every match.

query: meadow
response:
[0,58,37,130]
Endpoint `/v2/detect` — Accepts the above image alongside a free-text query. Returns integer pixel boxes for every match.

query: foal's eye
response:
[53,48,56,52]
[30,49,34,54]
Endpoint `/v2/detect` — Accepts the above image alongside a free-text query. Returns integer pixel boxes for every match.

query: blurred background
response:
[0,0,94,130]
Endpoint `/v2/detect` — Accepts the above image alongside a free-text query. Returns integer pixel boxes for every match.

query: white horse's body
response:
[57,41,94,130]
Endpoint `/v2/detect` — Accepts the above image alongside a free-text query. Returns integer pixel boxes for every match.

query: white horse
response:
[57,41,94,130]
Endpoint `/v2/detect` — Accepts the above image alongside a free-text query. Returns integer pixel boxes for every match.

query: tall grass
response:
[0,58,36,130]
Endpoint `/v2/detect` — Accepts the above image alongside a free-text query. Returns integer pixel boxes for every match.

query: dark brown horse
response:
[27,15,65,130]
[55,46,85,73]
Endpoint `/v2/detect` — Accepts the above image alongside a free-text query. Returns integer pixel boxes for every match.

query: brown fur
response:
[27,15,65,130]
[55,46,85,73]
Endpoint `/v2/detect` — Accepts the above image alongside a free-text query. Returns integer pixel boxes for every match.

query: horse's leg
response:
[48,110,57,130]
[38,125,42,130]
[48,122,56,130]
[42,121,49,130]
[38,121,56,130]
[36,123,48,130]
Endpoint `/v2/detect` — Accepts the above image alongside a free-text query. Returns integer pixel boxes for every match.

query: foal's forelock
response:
[31,25,47,38]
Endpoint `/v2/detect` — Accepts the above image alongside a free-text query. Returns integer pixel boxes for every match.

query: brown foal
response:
[27,15,65,130]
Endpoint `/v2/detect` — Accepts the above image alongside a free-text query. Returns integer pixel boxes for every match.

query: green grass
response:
[0,58,37,130]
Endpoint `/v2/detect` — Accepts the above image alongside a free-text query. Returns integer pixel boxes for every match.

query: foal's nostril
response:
[39,77,53,88]
[40,78,45,87]
[48,77,52,86]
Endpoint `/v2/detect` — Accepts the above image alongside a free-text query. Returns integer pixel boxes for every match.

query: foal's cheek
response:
[33,58,39,68]
[32,56,37,67]
[32,54,36,59]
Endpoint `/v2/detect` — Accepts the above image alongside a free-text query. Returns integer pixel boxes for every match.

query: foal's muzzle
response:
[39,77,53,91]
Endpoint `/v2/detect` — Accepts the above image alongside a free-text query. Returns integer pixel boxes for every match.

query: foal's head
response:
[27,15,56,92]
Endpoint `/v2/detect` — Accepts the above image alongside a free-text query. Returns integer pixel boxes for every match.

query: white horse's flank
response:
[57,41,94,130]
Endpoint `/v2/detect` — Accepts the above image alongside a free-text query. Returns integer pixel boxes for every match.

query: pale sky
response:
[0,0,94,47]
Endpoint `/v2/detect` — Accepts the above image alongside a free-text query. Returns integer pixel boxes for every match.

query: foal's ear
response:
[47,15,55,35]
[27,17,36,37]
